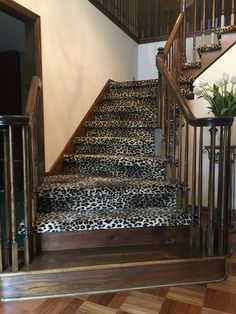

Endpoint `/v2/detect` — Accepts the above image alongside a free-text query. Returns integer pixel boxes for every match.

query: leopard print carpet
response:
[19,79,192,234]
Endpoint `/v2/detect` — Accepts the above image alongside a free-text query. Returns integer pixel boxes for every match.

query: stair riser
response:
[101,98,158,106]
[37,186,176,213]
[103,94,158,102]
[94,111,158,122]
[108,85,157,94]
[85,127,155,137]
[37,226,190,251]
[63,158,165,181]
[75,142,155,157]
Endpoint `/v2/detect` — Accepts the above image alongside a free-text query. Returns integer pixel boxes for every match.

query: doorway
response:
[0,0,43,190]
[0,0,42,115]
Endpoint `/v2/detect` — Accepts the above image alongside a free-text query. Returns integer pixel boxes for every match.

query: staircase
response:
[0,78,230,299]
[17,79,191,238]
[0,0,235,301]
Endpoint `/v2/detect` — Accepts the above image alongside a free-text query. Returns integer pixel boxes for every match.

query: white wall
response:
[137,36,210,80]
[189,43,236,144]
[138,41,166,80]
[14,0,138,171]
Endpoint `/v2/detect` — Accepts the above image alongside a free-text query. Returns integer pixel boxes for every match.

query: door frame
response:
[0,0,42,81]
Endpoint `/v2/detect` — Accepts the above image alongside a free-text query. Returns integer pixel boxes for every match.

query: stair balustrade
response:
[156,0,234,256]
[0,76,43,272]
[89,0,236,43]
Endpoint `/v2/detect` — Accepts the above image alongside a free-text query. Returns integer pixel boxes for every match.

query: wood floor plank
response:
[201,307,231,314]
[88,292,117,306]
[204,288,236,313]
[34,298,82,314]
[166,285,206,306]
[207,276,236,294]
[119,294,164,314]
[107,292,128,309]
[140,287,169,298]
[159,299,201,314]
[76,301,117,314]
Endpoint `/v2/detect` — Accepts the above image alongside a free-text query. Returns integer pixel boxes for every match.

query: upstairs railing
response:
[0,76,43,272]
[156,0,233,256]
[89,0,236,43]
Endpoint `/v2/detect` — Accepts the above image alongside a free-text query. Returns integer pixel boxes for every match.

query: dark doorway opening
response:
[0,1,43,192]
[0,0,42,114]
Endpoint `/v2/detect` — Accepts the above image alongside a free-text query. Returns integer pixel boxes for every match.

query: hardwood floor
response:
[0,277,236,313]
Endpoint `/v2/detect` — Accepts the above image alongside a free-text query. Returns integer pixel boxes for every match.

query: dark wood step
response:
[36,226,191,251]
[0,243,228,300]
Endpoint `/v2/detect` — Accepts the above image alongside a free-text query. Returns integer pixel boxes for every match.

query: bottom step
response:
[0,244,228,300]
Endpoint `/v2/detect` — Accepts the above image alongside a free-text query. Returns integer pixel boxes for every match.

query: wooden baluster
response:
[221,0,225,26]
[218,126,231,255]
[197,127,203,251]
[166,94,171,182]
[176,113,183,209]
[212,0,216,43]
[182,2,187,64]
[3,127,11,268]
[202,0,206,45]
[193,0,197,63]
[170,100,177,185]
[190,127,197,247]
[206,126,217,257]
[231,0,235,25]
[8,126,18,272]
[22,125,33,266]
[0,130,4,272]
[183,123,189,211]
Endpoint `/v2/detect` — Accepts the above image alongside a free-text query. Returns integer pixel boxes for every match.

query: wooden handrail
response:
[164,12,184,56]
[156,56,233,127]
[24,76,42,116]
[0,115,29,126]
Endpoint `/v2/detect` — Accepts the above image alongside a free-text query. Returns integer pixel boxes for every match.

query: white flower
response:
[214,80,219,86]
[231,76,236,84]
[218,78,224,87]
[193,86,203,96]
[198,79,208,88]
[222,72,229,83]
[193,79,208,88]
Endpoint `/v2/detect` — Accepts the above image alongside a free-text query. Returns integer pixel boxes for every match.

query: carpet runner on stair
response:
[19,79,192,234]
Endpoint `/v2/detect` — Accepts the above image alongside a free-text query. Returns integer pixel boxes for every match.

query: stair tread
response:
[39,174,171,189]
[103,93,157,101]
[94,103,156,113]
[110,79,158,89]
[85,120,158,128]
[63,153,163,162]
[18,207,191,234]
[74,136,155,144]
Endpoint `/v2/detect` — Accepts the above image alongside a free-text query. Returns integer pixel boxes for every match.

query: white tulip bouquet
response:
[193,73,236,117]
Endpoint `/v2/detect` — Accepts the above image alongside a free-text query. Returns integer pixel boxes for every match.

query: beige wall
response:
[15,0,138,170]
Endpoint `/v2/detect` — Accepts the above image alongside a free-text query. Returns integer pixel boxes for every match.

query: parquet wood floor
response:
[0,275,236,313]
